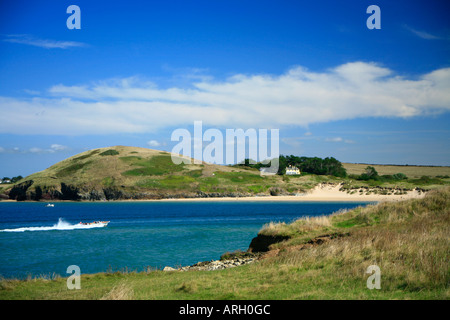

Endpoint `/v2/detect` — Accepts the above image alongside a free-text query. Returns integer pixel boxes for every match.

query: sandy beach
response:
[142,183,427,203]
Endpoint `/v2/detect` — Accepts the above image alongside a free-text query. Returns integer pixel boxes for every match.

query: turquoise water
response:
[0,201,370,279]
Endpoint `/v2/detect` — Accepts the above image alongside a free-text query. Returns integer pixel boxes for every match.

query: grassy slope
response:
[22,146,196,189]
[1,187,448,300]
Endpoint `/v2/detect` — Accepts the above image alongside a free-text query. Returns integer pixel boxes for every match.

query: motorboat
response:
[78,221,110,226]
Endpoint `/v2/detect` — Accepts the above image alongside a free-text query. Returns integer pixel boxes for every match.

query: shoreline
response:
[152,191,424,203]
[111,183,427,203]
[0,184,427,203]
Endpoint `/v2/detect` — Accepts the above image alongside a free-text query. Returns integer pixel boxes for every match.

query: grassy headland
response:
[1,187,448,299]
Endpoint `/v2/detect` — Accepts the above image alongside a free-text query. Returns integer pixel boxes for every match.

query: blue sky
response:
[1,0,450,177]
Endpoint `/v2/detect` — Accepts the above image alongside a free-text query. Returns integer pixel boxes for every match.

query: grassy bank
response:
[1,187,448,300]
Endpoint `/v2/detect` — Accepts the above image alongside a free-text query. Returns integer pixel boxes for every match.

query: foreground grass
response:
[1,187,449,300]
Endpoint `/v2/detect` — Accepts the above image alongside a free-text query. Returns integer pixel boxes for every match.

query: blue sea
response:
[0,201,370,279]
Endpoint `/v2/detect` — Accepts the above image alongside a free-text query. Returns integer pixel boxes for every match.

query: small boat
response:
[78,221,110,226]
[46,203,55,207]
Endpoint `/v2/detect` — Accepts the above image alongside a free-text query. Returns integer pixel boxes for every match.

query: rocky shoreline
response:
[163,252,263,272]
[162,231,353,272]
[5,180,260,201]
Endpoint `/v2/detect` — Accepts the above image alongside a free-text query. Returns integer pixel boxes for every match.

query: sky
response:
[1,0,450,177]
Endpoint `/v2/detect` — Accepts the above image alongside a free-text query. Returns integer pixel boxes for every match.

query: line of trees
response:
[1,176,23,184]
[278,155,347,177]
[235,155,348,178]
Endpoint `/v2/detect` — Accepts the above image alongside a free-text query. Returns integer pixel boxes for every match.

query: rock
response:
[248,234,290,252]
[163,266,176,272]
[174,254,260,272]
[60,183,81,200]
[8,180,34,201]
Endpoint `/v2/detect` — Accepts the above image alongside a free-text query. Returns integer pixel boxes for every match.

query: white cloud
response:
[3,34,87,49]
[50,144,68,151]
[1,62,450,135]
[324,137,355,144]
[147,140,160,147]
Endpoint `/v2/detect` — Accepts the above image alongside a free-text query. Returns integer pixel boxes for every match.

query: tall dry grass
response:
[260,187,450,294]
[100,281,134,300]
[259,214,332,237]
[351,186,450,224]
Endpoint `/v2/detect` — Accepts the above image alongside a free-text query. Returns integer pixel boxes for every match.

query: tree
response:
[393,173,407,180]
[11,176,23,183]
[359,166,379,180]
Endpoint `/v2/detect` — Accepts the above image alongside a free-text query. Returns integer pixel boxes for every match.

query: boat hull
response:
[78,221,110,227]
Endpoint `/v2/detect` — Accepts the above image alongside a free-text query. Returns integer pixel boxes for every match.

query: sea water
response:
[0,201,370,279]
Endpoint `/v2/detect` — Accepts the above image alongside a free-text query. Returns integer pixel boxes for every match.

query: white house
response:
[285,165,300,175]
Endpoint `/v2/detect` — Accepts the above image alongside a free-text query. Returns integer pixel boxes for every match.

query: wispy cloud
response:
[49,144,68,151]
[403,25,441,40]
[0,144,69,154]
[324,137,355,144]
[325,137,343,142]
[147,140,160,147]
[3,34,87,49]
[0,62,450,135]
[23,89,41,95]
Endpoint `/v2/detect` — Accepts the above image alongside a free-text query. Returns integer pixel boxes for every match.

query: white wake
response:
[0,218,107,232]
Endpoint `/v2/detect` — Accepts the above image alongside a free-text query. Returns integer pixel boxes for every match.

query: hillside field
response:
[343,163,450,178]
